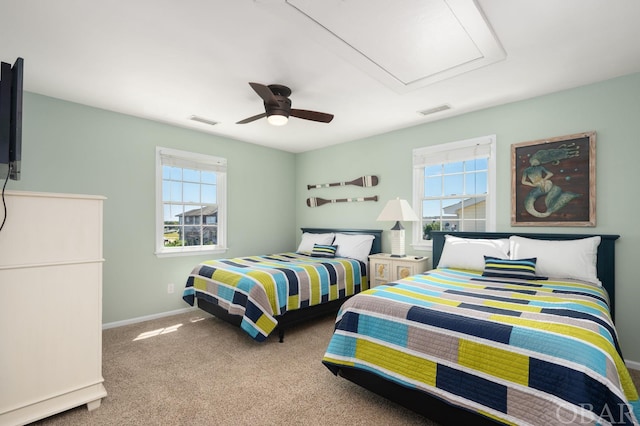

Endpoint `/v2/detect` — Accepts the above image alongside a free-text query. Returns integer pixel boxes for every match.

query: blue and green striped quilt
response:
[323,268,640,425]
[182,253,367,342]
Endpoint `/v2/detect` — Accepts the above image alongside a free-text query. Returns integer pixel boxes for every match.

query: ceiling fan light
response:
[267,114,289,126]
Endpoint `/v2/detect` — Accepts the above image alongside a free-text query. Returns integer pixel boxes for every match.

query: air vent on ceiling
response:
[189,115,218,126]
[418,104,451,116]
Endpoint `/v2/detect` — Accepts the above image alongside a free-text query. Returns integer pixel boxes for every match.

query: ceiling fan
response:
[236,82,334,126]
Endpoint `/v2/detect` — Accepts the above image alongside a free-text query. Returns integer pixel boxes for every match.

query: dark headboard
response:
[300,228,383,255]
[430,231,620,319]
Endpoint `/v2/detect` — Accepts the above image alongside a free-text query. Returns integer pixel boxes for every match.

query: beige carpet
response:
[32,310,640,426]
[31,311,432,426]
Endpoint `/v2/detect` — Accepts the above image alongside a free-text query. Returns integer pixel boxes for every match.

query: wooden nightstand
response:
[368,253,430,288]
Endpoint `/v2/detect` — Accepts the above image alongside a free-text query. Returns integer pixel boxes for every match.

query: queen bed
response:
[182,227,382,342]
[322,231,639,425]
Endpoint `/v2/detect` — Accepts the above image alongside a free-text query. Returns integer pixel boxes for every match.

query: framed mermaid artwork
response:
[511,131,596,226]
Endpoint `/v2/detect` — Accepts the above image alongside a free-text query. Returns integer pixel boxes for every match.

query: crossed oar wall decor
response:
[306,175,379,208]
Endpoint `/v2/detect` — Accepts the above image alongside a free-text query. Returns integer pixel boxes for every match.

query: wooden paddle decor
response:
[307,175,378,190]
[307,195,378,207]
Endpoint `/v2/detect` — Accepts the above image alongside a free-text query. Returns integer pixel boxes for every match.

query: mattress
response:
[323,268,640,425]
[183,252,367,341]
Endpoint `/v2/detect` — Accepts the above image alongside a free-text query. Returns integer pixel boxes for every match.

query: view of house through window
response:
[156,147,227,256]
[422,158,488,234]
[412,136,496,248]
[163,168,218,247]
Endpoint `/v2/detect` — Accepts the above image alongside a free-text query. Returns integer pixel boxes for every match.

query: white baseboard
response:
[626,359,640,371]
[102,307,198,330]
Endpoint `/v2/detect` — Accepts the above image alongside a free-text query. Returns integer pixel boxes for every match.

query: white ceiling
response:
[1,0,640,153]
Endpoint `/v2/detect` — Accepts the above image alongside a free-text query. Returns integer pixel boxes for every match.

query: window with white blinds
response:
[412,135,496,249]
[155,147,227,257]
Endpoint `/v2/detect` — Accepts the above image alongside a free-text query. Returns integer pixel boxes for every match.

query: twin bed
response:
[182,229,639,425]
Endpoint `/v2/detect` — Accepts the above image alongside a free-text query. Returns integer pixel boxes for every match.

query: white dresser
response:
[0,191,107,425]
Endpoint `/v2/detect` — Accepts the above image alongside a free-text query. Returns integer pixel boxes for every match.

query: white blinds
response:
[158,148,227,173]
[413,136,494,168]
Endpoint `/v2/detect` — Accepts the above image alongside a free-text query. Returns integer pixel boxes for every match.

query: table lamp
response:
[376,198,419,257]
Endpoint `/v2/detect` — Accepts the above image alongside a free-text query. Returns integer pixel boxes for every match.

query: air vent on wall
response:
[189,115,219,126]
[418,104,451,116]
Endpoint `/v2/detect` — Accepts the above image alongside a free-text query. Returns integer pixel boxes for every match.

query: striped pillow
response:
[482,256,544,280]
[311,243,338,258]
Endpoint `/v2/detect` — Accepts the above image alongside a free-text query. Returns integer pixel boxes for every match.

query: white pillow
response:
[333,233,375,263]
[437,235,510,271]
[297,232,335,253]
[509,236,601,286]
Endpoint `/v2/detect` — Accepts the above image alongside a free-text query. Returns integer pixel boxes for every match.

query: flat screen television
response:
[0,57,23,181]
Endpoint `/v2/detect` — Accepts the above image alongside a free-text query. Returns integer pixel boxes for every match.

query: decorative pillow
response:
[437,235,510,271]
[297,232,335,253]
[333,233,375,263]
[482,256,544,280]
[310,244,338,258]
[509,236,601,286]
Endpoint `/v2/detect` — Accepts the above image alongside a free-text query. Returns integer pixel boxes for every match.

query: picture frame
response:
[511,131,596,227]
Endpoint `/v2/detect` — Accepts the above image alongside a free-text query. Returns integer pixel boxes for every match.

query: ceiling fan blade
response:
[290,109,334,123]
[249,82,279,106]
[236,112,267,124]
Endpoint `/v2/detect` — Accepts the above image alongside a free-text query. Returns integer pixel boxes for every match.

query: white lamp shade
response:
[376,198,419,222]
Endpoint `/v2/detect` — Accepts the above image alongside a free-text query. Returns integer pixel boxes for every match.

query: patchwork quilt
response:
[183,253,367,342]
[323,268,640,425]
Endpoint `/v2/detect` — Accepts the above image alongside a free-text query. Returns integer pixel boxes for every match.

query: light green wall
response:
[9,93,296,324]
[296,72,640,363]
[9,73,640,363]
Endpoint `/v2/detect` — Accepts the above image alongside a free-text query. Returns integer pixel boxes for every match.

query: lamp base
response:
[389,227,406,257]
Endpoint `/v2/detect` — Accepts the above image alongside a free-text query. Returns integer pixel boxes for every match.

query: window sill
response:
[155,246,228,258]
[411,240,433,252]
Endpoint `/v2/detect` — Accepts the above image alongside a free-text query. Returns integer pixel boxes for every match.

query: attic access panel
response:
[285,0,505,93]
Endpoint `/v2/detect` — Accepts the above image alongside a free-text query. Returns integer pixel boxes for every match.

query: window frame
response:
[411,135,496,251]
[155,146,228,258]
